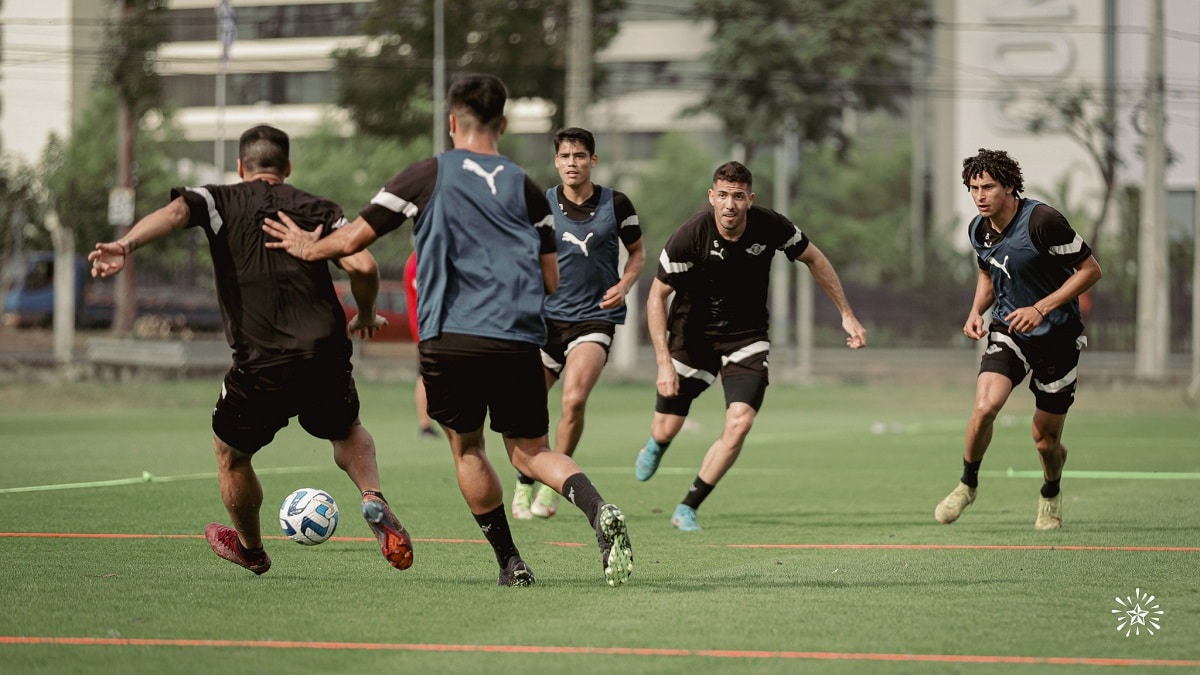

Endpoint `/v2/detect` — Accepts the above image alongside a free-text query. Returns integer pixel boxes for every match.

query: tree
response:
[289,122,431,278]
[333,0,625,141]
[1022,84,1119,253]
[688,0,931,164]
[42,88,193,276]
[627,131,717,252]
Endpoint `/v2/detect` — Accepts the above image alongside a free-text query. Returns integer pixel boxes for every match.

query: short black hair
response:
[447,73,508,132]
[552,127,595,155]
[712,161,753,189]
[962,148,1024,195]
[238,125,289,176]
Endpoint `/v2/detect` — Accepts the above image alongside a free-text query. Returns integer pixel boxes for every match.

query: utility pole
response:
[432,0,446,153]
[1135,0,1168,380]
[564,0,592,127]
[111,0,137,335]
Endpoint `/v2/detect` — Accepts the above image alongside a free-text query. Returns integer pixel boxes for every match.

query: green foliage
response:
[627,131,717,251]
[793,115,913,286]
[41,88,192,269]
[334,0,626,140]
[288,123,431,278]
[102,0,168,116]
[689,0,931,163]
[1021,84,1120,250]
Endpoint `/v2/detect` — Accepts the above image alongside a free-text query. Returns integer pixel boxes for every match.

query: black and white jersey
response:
[657,205,809,340]
[359,152,555,345]
[173,181,351,369]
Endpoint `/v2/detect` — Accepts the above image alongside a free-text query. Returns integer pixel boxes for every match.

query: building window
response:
[165,3,370,42]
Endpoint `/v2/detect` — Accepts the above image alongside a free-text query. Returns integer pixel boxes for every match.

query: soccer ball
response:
[279,488,339,545]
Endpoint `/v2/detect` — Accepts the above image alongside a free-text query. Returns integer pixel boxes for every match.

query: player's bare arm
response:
[599,237,645,309]
[341,249,388,339]
[263,211,377,261]
[89,196,190,278]
[796,242,867,349]
[964,269,994,340]
[540,251,559,294]
[1003,255,1102,335]
[645,277,679,398]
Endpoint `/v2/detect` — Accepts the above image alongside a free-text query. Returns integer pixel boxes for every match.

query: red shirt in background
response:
[403,251,419,340]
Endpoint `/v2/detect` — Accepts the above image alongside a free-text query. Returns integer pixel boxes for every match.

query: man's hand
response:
[598,283,628,309]
[348,313,388,339]
[88,242,127,278]
[263,211,322,260]
[656,362,679,399]
[843,315,867,349]
[963,313,988,340]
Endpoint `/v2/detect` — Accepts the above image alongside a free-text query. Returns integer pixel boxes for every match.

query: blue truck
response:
[1,251,220,330]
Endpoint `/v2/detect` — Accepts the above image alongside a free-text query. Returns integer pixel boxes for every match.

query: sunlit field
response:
[1,376,1197,674]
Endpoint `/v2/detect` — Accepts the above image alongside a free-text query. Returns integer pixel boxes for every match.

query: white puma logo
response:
[709,240,725,260]
[462,158,504,195]
[562,231,594,256]
[988,255,1011,279]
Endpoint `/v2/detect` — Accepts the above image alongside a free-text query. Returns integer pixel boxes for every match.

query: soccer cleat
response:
[1035,493,1063,530]
[361,494,414,570]
[497,557,536,587]
[418,426,438,439]
[634,443,664,481]
[205,523,271,575]
[530,484,558,519]
[671,504,702,532]
[594,503,633,586]
[511,482,534,521]
[934,481,976,524]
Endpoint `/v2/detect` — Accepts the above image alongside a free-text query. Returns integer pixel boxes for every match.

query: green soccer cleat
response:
[530,484,558,519]
[511,482,534,521]
[671,504,702,532]
[595,503,633,586]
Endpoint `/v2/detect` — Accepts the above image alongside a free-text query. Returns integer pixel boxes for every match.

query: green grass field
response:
[1,376,1197,674]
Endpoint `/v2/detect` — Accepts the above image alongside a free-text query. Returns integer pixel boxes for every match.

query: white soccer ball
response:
[279,488,339,545]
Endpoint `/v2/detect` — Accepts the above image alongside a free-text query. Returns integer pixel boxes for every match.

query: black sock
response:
[473,504,521,567]
[681,476,715,510]
[1041,479,1061,498]
[960,459,982,489]
[561,473,605,525]
[238,540,266,561]
[515,472,536,486]
[362,489,387,502]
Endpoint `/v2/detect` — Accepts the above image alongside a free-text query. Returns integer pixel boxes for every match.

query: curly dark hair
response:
[961,148,1023,195]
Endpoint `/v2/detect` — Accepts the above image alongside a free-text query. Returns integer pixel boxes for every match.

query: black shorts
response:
[419,332,549,438]
[540,318,615,377]
[655,332,770,417]
[979,325,1085,415]
[212,356,360,454]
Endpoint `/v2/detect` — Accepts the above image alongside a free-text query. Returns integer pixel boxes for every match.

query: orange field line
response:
[1,636,1197,667]
[1,532,1197,552]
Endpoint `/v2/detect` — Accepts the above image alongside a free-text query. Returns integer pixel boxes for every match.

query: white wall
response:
[0,0,76,163]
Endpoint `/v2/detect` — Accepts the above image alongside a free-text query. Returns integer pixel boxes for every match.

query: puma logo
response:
[988,255,1011,280]
[709,239,725,260]
[462,158,504,195]
[562,231,594,256]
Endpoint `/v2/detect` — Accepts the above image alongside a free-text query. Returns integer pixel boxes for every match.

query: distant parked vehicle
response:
[0,251,221,331]
[333,279,414,342]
